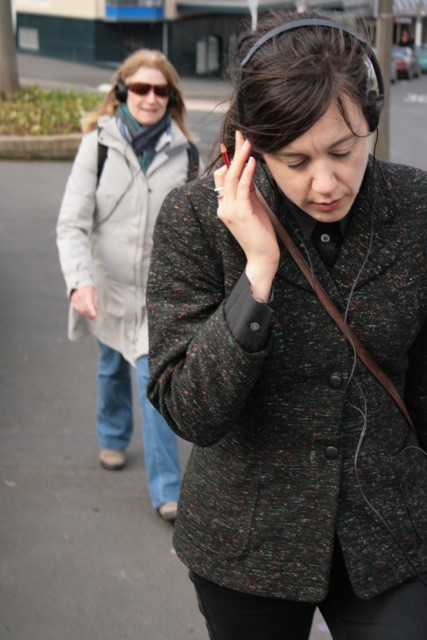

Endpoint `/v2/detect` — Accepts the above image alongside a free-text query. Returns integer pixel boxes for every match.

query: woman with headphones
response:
[57,49,202,522]
[146,9,426,639]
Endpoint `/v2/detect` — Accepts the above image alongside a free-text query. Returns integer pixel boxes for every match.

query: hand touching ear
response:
[214,131,280,302]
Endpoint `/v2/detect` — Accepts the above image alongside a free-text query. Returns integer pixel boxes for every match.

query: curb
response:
[0,133,82,161]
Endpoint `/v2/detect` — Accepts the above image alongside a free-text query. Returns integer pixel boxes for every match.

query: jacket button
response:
[329,373,342,389]
[249,322,261,332]
[326,446,339,459]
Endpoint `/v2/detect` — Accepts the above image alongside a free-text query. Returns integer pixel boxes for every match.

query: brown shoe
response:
[157,501,178,522]
[99,448,126,471]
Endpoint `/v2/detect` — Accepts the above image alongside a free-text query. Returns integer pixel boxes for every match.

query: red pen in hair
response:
[220,143,231,168]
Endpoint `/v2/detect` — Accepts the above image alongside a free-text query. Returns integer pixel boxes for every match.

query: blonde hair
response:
[81,49,191,139]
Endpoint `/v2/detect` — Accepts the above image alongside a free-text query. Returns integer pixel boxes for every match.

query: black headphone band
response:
[241,18,367,66]
[238,17,384,131]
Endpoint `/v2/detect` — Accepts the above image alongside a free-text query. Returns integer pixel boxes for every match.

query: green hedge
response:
[0,85,102,135]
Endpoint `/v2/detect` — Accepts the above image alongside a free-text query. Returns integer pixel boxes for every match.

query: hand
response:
[214,131,280,302]
[70,285,98,320]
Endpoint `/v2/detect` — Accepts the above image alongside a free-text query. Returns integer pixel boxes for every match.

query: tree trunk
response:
[0,0,20,96]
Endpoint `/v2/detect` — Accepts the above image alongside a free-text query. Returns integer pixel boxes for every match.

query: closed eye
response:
[287,158,308,169]
[331,151,351,159]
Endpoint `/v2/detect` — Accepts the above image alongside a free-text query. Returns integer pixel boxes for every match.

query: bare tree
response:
[0,0,20,96]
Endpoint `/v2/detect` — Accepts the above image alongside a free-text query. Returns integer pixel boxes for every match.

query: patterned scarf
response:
[116,104,171,174]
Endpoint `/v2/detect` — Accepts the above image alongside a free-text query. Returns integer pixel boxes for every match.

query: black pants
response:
[190,542,427,640]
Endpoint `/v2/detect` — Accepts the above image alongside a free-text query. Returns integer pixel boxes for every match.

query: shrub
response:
[0,85,103,135]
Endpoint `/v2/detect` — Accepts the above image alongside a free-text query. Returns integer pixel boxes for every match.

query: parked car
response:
[391,46,421,79]
[414,45,427,73]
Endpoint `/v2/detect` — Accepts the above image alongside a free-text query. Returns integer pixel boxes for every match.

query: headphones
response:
[114,79,128,103]
[114,78,178,108]
[238,17,385,133]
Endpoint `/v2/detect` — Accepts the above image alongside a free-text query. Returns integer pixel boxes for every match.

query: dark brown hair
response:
[219,9,375,160]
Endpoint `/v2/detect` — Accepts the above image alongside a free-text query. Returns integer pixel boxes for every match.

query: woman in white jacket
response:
[56,49,201,522]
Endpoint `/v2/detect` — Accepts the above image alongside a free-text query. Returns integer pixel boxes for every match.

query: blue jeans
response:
[97,342,181,509]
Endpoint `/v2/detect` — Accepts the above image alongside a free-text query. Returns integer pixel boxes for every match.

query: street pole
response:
[297,0,309,12]
[415,0,423,46]
[247,0,259,31]
[375,0,393,161]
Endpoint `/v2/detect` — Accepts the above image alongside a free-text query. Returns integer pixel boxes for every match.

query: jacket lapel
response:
[330,163,400,296]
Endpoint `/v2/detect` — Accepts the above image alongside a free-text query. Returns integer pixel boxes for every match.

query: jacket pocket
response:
[176,445,259,558]
[395,442,427,543]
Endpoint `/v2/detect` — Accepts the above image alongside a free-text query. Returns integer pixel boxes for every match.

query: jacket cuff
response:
[66,275,95,298]
[224,272,273,353]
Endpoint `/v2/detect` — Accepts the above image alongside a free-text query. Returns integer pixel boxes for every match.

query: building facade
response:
[14,0,427,76]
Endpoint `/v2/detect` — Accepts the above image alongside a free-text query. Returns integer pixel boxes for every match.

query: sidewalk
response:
[17,51,233,106]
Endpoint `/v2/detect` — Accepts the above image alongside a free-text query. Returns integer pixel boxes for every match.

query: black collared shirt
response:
[224,193,351,352]
[282,191,351,268]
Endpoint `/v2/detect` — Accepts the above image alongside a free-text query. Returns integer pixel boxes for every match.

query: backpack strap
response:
[97,140,108,185]
[97,136,198,185]
[186,141,200,182]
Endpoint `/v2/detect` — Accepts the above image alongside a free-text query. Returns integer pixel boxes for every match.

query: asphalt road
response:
[1,55,426,640]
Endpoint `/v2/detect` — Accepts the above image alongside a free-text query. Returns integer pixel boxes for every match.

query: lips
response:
[312,199,341,212]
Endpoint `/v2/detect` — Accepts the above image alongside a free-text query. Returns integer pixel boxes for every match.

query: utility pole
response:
[415,0,423,46]
[247,0,259,31]
[0,0,20,96]
[375,0,393,161]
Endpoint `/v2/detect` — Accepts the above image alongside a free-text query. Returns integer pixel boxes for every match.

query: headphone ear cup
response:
[365,89,383,133]
[168,91,177,108]
[114,79,127,103]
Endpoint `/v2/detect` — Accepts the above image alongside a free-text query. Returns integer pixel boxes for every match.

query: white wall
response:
[14,0,102,20]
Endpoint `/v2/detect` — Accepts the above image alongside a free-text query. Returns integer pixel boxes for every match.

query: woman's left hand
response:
[214,131,280,302]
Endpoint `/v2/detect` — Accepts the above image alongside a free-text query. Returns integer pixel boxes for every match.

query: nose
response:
[311,164,338,196]
[145,88,158,101]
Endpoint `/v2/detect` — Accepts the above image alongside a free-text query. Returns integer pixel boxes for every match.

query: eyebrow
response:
[279,134,355,158]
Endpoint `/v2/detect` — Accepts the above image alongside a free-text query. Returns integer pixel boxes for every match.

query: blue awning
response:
[105,5,164,21]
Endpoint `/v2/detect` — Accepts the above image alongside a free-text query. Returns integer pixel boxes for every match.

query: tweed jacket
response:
[147,158,426,602]
[57,116,199,364]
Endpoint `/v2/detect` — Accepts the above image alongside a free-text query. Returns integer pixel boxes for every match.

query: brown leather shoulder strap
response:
[256,187,416,434]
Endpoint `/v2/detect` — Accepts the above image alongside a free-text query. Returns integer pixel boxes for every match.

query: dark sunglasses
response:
[127,82,171,98]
